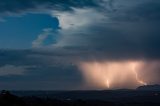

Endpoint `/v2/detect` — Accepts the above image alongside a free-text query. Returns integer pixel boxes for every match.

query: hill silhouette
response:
[137,84,160,91]
[1,88,160,106]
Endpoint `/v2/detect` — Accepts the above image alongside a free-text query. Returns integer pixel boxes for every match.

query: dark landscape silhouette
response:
[0,85,160,106]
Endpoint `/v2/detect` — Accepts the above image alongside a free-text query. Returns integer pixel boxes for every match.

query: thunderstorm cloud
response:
[0,0,160,89]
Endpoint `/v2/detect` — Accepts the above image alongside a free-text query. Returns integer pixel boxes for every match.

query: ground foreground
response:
[0,89,160,106]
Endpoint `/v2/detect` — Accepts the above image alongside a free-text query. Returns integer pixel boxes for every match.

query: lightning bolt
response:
[106,79,110,88]
[131,63,147,86]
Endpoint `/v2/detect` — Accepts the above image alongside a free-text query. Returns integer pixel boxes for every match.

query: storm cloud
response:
[1,0,160,60]
[0,0,160,89]
[30,0,160,60]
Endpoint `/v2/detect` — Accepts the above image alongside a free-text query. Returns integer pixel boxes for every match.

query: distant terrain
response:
[137,84,160,91]
[0,85,160,106]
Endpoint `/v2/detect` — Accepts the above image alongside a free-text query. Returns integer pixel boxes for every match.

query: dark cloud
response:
[0,0,160,89]
[0,0,101,17]
[49,0,160,61]
[111,1,160,22]
[0,49,83,90]
[0,0,160,65]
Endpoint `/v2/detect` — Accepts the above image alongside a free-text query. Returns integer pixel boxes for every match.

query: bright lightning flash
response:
[106,80,110,88]
[131,63,147,86]
[79,61,147,89]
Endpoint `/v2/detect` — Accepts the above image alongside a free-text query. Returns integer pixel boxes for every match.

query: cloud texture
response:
[1,0,160,89]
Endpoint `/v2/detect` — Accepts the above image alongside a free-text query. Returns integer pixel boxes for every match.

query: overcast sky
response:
[0,0,160,90]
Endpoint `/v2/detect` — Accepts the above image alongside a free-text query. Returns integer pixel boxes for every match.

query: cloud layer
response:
[1,0,160,89]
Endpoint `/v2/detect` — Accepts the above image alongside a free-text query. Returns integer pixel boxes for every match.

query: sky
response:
[0,0,160,90]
